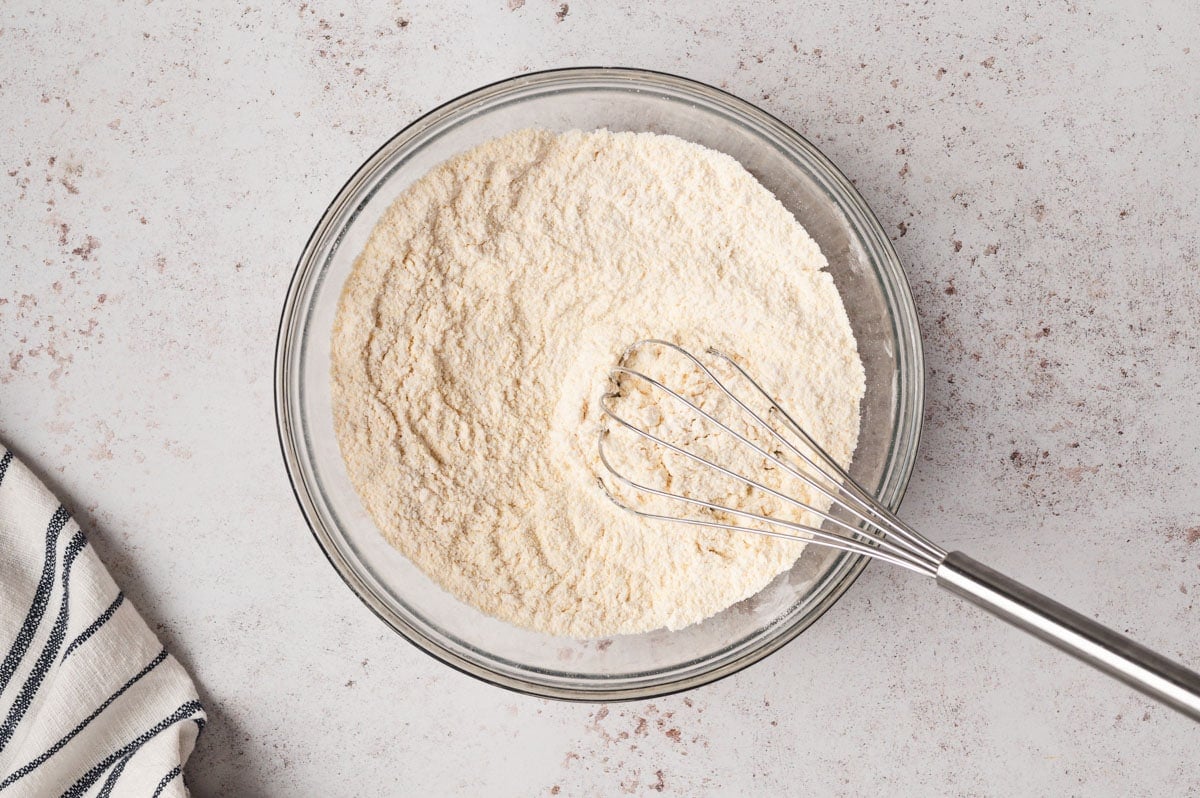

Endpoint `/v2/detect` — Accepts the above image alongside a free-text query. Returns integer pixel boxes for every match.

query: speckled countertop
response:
[2,2,1198,795]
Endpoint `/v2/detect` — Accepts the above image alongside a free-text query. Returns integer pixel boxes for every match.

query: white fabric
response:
[0,446,204,797]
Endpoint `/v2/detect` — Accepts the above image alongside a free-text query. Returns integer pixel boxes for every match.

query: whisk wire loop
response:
[597,340,945,577]
[600,376,935,574]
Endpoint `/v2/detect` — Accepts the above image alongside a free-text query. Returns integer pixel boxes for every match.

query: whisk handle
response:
[937,551,1200,722]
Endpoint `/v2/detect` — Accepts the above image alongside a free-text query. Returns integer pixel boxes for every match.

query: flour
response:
[331,129,865,637]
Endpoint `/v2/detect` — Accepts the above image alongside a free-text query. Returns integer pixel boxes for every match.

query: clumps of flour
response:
[331,128,865,637]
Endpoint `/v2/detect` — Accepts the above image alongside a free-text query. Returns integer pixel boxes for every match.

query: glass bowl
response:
[275,67,923,701]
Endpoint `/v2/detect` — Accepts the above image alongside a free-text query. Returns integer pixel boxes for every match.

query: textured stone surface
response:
[2,1,1198,795]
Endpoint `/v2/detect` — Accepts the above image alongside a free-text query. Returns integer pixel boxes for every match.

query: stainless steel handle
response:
[936,551,1200,722]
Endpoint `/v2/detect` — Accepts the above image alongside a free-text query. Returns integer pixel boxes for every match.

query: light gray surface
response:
[2,1,1197,795]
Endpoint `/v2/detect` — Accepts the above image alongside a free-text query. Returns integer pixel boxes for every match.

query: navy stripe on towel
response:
[0,530,88,749]
[63,592,125,659]
[60,699,204,798]
[0,449,12,484]
[0,648,168,790]
[96,748,135,798]
[151,765,182,798]
[0,506,70,696]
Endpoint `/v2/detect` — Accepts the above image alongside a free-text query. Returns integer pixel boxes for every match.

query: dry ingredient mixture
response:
[331,129,865,637]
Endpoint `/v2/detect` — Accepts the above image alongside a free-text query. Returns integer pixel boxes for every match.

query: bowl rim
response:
[274,65,925,702]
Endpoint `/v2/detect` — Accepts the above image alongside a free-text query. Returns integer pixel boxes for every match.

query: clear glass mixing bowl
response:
[275,68,924,700]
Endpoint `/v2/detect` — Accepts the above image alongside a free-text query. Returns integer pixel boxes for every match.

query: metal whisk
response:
[597,339,1200,721]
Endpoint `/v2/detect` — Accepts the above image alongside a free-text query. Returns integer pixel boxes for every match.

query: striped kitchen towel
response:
[0,446,204,797]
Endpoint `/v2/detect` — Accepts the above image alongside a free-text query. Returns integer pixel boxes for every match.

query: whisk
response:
[597,340,1200,721]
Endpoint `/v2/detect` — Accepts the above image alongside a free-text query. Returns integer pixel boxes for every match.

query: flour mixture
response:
[330,129,865,637]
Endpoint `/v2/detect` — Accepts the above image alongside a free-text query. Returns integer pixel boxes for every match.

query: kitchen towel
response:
[0,445,204,797]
